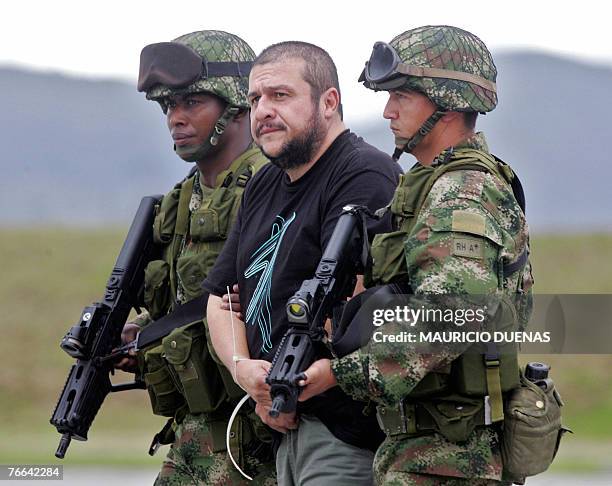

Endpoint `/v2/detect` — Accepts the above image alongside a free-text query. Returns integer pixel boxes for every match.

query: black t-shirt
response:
[202,129,400,449]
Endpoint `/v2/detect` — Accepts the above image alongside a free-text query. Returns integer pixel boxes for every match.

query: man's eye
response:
[186,98,200,106]
[274,92,287,99]
[249,96,260,106]
[166,100,177,109]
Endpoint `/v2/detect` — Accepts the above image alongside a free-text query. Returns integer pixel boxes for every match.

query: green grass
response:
[1,229,612,468]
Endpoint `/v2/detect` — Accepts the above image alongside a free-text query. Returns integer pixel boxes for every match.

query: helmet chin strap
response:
[392,109,446,161]
[174,105,240,162]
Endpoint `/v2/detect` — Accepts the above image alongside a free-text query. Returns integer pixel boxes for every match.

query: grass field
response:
[0,229,611,469]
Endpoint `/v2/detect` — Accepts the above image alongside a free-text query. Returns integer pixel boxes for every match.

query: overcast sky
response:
[4,0,611,122]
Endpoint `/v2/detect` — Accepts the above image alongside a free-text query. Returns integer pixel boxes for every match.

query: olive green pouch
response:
[367,230,410,286]
[143,260,171,320]
[190,188,238,242]
[153,188,180,244]
[453,351,520,396]
[453,297,521,396]
[421,394,484,443]
[175,253,217,302]
[501,371,570,482]
[143,344,185,417]
[162,321,227,414]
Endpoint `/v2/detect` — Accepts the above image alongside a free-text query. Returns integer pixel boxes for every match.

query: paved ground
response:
[9,467,612,485]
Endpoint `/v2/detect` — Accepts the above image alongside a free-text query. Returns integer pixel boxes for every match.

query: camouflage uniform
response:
[135,30,276,485]
[331,26,533,485]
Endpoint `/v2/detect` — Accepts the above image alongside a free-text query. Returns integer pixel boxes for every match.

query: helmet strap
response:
[174,105,240,162]
[392,109,446,161]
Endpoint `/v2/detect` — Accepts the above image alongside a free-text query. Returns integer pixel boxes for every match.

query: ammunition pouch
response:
[143,260,172,320]
[162,320,228,415]
[153,187,181,245]
[501,371,570,483]
[175,253,217,302]
[143,343,185,417]
[142,316,246,418]
[366,230,410,287]
[452,351,520,396]
[190,187,240,242]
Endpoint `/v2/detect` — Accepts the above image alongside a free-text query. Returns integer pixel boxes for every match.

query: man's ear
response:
[321,87,341,119]
[440,111,462,124]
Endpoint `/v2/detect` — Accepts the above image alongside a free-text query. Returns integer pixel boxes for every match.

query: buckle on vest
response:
[236,173,251,187]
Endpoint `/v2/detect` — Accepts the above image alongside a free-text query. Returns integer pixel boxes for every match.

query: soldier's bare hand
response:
[255,402,298,434]
[235,359,272,405]
[221,283,243,319]
[297,359,337,402]
[114,322,140,373]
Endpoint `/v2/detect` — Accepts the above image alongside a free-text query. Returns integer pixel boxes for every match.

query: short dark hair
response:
[463,111,478,130]
[254,41,342,117]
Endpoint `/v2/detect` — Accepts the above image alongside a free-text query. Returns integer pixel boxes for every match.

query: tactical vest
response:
[140,147,267,435]
[370,148,531,443]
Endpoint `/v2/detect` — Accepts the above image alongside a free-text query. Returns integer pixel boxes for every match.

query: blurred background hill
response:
[1,50,612,232]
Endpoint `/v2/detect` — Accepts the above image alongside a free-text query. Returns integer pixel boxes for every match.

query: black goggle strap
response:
[392,109,446,161]
[203,61,253,78]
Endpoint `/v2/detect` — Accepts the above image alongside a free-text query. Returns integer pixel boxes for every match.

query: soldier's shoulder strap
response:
[439,149,526,214]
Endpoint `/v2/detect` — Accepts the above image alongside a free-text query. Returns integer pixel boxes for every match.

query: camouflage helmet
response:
[362,25,497,113]
[144,30,255,109]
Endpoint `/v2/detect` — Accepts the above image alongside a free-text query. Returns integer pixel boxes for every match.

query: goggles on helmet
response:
[359,41,497,93]
[137,42,253,93]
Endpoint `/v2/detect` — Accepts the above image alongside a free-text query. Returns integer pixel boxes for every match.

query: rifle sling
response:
[137,293,208,349]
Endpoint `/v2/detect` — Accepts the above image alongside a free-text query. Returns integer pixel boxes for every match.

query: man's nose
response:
[383,98,397,120]
[167,105,187,127]
[253,97,274,122]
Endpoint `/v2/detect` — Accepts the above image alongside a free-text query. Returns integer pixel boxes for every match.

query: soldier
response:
[115,30,276,485]
[299,25,533,485]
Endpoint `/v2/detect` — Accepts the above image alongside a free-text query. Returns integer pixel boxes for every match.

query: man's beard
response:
[261,111,324,170]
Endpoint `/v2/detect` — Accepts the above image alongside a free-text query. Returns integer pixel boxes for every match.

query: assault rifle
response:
[266,205,369,417]
[50,195,162,459]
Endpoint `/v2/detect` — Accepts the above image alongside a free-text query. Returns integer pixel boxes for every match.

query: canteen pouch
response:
[501,371,569,482]
[143,260,172,320]
[190,187,239,242]
[143,343,185,417]
[162,321,227,414]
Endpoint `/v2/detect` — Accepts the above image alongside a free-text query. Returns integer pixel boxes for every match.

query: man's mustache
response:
[255,122,287,138]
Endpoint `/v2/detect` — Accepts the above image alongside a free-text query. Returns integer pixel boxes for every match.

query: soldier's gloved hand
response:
[255,402,298,434]
[297,358,337,402]
[220,283,243,320]
[113,322,140,373]
[235,358,272,406]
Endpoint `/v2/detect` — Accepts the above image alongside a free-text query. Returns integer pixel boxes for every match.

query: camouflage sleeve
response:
[332,170,508,406]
